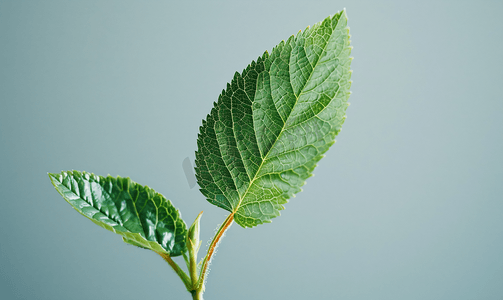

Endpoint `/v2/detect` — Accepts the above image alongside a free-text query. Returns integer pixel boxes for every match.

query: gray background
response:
[1,0,502,299]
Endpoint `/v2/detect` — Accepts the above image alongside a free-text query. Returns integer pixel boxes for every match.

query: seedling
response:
[49,10,353,300]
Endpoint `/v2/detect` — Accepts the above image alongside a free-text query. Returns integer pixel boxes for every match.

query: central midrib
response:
[230,17,339,219]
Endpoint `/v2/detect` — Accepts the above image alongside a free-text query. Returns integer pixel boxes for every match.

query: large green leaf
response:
[49,171,187,256]
[195,11,352,228]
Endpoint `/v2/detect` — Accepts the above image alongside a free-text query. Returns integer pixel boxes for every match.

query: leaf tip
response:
[48,171,62,184]
[342,7,348,18]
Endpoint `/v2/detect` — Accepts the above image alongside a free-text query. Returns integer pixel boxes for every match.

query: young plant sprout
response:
[49,9,353,300]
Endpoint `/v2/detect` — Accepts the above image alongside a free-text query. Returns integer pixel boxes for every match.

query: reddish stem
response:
[197,212,235,289]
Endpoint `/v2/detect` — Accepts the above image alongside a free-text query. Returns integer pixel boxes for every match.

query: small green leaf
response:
[49,170,187,256]
[187,212,203,287]
[195,10,352,228]
[187,212,203,255]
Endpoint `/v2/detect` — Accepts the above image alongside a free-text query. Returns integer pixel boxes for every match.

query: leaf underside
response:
[195,11,353,228]
[49,171,187,256]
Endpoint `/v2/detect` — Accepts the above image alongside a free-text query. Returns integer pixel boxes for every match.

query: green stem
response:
[160,213,235,299]
[157,251,192,291]
[188,211,203,289]
[188,239,198,287]
[191,289,203,300]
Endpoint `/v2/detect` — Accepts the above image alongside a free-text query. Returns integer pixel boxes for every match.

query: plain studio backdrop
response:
[1,1,502,299]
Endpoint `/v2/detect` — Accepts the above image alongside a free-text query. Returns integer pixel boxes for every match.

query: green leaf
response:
[49,170,187,256]
[195,10,352,228]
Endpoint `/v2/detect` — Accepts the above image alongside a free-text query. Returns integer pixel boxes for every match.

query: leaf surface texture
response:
[195,11,353,227]
[49,171,187,256]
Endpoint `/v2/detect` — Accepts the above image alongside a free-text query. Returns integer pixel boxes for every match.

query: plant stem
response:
[188,240,198,287]
[196,212,235,293]
[160,213,235,299]
[191,289,203,300]
[188,211,203,288]
[156,251,192,291]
